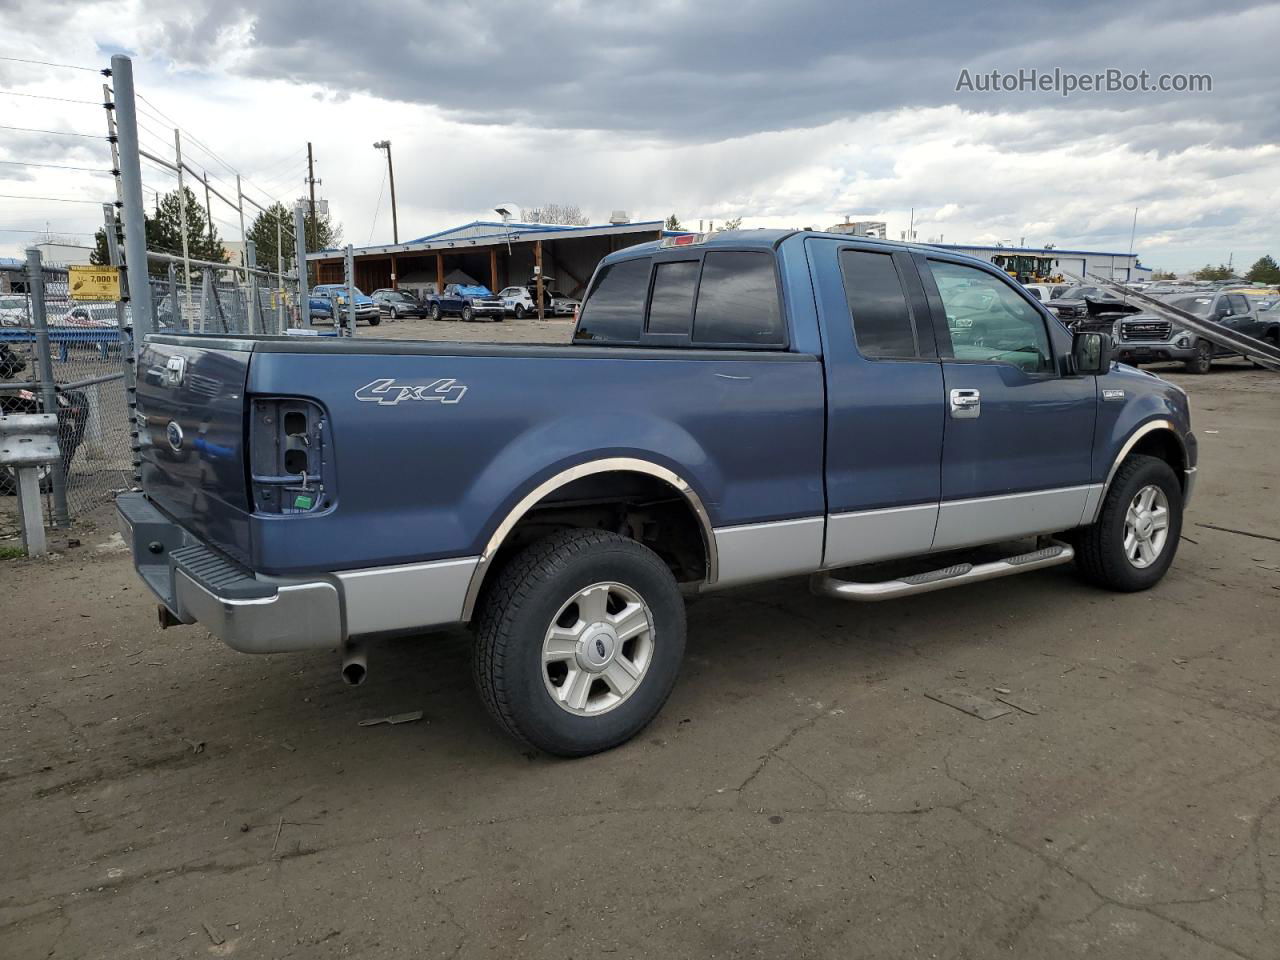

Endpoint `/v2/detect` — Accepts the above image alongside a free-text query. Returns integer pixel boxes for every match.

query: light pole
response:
[373,140,399,288]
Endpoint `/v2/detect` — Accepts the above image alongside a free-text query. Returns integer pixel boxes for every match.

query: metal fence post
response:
[246,240,259,334]
[293,203,309,327]
[102,203,139,484]
[25,248,69,528]
[110,54,154,341]
[345,244,356,337]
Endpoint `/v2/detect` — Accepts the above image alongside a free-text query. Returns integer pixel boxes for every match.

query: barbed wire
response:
[0,89,102,106]
[0,124,103,140]
[0,193,109,205]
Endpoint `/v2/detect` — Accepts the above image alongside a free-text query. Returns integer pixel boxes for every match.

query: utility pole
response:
[372,140,399,287]
[306,142,319,252]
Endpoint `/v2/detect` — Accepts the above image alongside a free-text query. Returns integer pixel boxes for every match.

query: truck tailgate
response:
[137,338,253,565]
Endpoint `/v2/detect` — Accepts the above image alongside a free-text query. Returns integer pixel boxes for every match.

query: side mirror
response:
[1072,331,1113,375]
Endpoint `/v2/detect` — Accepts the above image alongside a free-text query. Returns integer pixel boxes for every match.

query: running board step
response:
[811,543,1074,602]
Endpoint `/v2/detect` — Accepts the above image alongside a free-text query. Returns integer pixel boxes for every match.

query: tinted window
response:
[574,258,650,342]
[1228,294,1250,315]
[647,260,698,334]
[929,261,1051,372]
[693,251,783,345]
[839,250,919,358]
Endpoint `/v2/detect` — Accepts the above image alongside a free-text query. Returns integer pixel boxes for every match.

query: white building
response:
[927,243,1151,283]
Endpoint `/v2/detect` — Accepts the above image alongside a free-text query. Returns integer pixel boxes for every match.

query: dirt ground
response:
[1,341,1278,959]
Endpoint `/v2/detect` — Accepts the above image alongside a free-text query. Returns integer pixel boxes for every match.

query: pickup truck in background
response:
[310,284,382,326]
[422,284,506,322]
[119,229,1197,756]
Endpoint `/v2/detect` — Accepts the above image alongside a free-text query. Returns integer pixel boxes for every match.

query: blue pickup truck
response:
[310,284,381,326]
[119,230,1196,756]
[422,284,506,322]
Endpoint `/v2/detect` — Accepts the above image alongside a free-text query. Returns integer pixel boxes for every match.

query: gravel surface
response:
[1,360,1277,959]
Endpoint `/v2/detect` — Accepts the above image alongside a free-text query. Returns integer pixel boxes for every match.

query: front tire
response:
[367,315,381,326]
[1074,454,1183,591]
[1184,340,1212,374]
[474,529,686,757]
[430,304,441,321]
[462,305,474,322]
[515,304,526,319]
[389,306,399,320]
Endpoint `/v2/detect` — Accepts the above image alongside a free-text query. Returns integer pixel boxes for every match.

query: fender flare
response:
[460,457,718,621]
[1087,418,1189,524]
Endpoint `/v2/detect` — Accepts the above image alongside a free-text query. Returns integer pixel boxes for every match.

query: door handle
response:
[950,388,981,419]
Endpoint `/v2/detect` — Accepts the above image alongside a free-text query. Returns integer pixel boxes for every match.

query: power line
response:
[0,124,102,140]
[367,165,387,244]
[0,89,101,106]
[0,159,113,175]
[0,56,102,74]
[0,227,100,237]
[0,193,108,204]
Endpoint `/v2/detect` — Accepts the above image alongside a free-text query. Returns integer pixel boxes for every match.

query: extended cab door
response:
[806,238,945,568]
[916,255,1096,550]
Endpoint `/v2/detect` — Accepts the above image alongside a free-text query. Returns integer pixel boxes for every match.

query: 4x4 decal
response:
[354,378,467,405]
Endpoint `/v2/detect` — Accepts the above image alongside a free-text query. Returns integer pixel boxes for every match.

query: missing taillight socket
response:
[284,449,308,474]
[283,411,307,435]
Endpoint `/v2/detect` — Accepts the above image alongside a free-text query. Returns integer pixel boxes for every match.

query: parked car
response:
[370,288,428,320]
[1114,290,1269,373]
[498,284,581,318]
[55,304,120,327]
[1043,284,1126,321]
[119,229,1196,757]
[0,294,28,326]
[423,284,505,321]
[310,284,381,326]
[1023,282,1070,302]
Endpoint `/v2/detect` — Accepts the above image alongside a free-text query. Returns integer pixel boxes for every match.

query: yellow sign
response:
[68,265,122,301]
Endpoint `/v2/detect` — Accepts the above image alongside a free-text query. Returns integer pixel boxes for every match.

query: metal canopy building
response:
[926,243,1151,282]
[306,219,669,299]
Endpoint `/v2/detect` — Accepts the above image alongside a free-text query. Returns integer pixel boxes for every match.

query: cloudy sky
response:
[2,0,1277,272]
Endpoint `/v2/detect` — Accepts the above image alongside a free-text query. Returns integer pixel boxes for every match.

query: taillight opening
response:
[249,398,331,514]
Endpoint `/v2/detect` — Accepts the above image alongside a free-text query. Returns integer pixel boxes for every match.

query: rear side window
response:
[693,252,783,345]
[575,258,650,342]
[647,260,699,334]
[839,250,920,358]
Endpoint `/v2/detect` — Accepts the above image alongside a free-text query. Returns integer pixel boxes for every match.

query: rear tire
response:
[1184,340,1212,374]
[515,304,526,319]
[430,304,442,321]
[1074,454,1182,592]
[473,529,686,757]
[1253,331,1278,369]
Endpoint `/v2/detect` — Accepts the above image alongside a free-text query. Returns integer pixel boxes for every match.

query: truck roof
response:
[599,229,987,268]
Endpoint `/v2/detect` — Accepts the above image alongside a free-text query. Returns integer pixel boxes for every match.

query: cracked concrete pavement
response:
[1,354,1278,959]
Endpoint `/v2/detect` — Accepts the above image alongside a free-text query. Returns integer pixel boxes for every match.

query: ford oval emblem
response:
[166,420,184,452]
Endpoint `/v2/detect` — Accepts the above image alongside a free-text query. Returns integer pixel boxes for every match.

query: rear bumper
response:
[117,492,477,654]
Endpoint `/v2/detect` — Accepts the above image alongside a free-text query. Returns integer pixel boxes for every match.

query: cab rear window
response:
[574,258,650,342]
[575,250,785,347]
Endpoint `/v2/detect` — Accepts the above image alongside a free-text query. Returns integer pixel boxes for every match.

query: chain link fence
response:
[145,256,301,336]
[1,258,132,539]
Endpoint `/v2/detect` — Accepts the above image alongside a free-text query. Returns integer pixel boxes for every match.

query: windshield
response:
[1057,285,1092,299]
[1165,295,1215,317]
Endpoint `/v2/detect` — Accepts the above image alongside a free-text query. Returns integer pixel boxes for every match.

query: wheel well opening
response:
[489,471,710,586]
[1130,431,1186,489]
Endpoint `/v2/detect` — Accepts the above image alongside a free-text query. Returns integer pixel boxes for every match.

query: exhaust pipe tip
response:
[341,641,367,686]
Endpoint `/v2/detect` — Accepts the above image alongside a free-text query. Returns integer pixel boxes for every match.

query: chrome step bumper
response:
[811,542,1074,602]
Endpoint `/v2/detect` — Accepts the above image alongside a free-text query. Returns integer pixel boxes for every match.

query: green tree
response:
[1150,269,1177,280]
[665,213,682,230]
[91,187,228,278]
[1245,255,1280,285]
[248,202,342,285]
[720,216,743,230]
[1193,263,1233,281]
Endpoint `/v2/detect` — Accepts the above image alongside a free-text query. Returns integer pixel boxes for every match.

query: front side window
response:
[929,261,1052,372]
[839,249,920,359]
[647,260,699,334]
[1228,294,1250,315]
[693,251,783,345]
[574,257,650,342]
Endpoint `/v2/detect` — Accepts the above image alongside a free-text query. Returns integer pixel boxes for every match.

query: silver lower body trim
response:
[824,502,937,568]
[1183,466,1197,507]
[931,485,1098,552]
[336,557,479,637]
[710,516,824,588]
